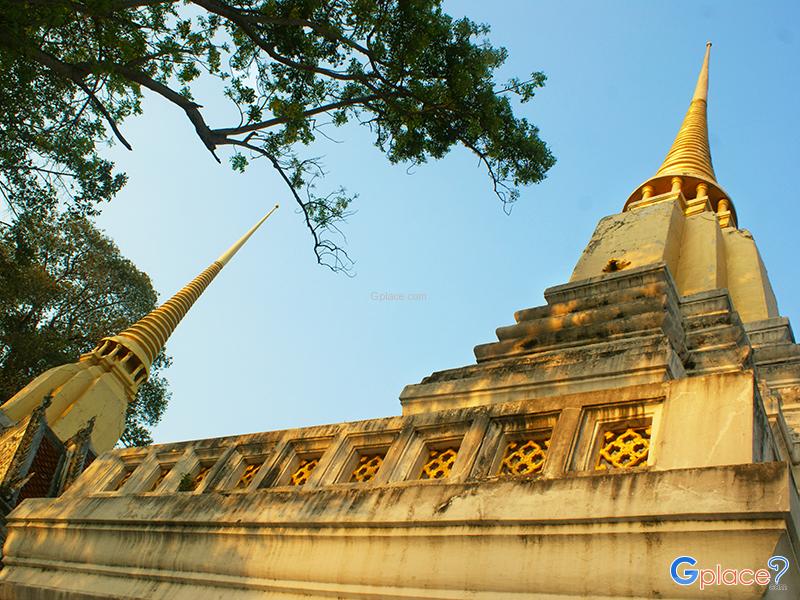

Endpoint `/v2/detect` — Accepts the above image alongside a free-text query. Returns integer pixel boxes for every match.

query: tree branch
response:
[227,12,376,60]
[110,64,223,160]
[109,0,172,8]
[16,46,133,150]
[213,95,378,136]
[225,138,352,271]
[189,0,366,83]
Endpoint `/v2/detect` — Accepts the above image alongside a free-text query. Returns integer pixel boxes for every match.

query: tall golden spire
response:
[0,205,279,453]
[653,42,716,183]
[625,43,733,219]
[109,205,279,378]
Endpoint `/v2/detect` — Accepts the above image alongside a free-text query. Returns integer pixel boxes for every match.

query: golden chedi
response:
[0,47,798,599]
[0,206,278,455]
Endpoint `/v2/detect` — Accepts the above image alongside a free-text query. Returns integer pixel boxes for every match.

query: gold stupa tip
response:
[216,205,279,267]
[691,42,712,102]
[624,42,733,218]
[108,206,279,375]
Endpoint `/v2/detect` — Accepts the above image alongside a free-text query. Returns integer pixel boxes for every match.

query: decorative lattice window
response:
[193,465,211,488]
[420,446,458,480]
[150,466,171,491]
[499,438,550,477]
[350,453,384,483]
[115,468,134,491]
[290,458,319,485]
[595,426,651,470]
[236,463,261,489]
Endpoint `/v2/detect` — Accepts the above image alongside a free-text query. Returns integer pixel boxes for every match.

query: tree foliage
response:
[0,0,555,271]
[0,208,171,447]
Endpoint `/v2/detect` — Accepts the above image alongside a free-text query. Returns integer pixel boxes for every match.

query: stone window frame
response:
[389,418,486,484]
[473,412,560,480]
[568,398,663,473]
[102,452,148,494]
[318,429,403,487]
[132,449,186,494]
[91,449,177,495]
[167,446,230,494]
[267,435,337,489]
[214,441,278,492]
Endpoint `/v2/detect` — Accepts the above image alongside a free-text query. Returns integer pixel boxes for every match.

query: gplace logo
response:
[670,556,790,591]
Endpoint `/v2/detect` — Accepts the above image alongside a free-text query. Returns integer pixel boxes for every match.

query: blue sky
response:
[95,1,800,444]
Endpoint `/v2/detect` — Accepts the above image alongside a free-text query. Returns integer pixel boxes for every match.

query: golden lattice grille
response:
[596,426,651,470]
[420,446,459,480]
[499,438,550,477]
[115,469,134,491]
[350,453,385,483]
[236,463,261,489]
[290,458,319,486]
[150,466,171,491]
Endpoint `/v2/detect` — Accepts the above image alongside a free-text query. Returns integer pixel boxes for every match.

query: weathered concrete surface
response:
[723,228,780,324]
[0,463,797,599]
[570,200,685,287]
[675,210,727,296]
[0,369,794,599]
[402,265,759,416]
[568,196,778,325]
